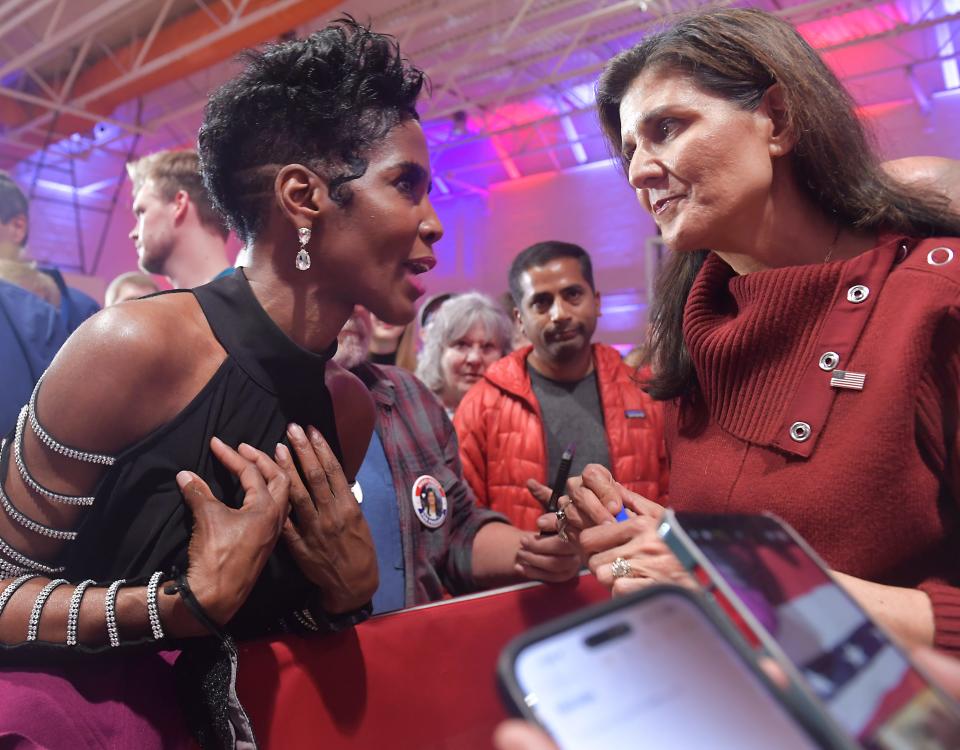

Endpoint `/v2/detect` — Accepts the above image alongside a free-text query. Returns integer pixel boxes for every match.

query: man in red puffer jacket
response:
[455,241,668,531]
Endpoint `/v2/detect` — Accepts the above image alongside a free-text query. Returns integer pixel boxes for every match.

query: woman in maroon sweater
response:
[554,8,960,655]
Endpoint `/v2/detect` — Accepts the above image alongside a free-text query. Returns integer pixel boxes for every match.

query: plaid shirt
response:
[352,362,508,607]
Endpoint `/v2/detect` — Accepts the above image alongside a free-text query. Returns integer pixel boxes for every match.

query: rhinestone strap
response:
[293,608,320,632]
[147,571,164,641]
[26,578,67,641]
[0,535,64,576]
[28,379,116,466]
[0,573,38,617]
[66,579,95,646]
[14,407,95,507]
[105,579,126,647]
[0,558,29,577]
[0,476,77,540]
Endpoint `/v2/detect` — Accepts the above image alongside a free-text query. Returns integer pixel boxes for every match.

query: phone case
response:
[497,583,849,749]
[658,509,960,749]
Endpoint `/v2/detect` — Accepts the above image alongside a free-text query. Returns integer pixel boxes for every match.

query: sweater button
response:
[847,285,869,303]
[927,246,955,266]
[789,421,812,442]
[818,352,839,371]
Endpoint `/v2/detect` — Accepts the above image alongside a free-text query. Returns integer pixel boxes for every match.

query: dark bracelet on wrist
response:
[163,567,229,644]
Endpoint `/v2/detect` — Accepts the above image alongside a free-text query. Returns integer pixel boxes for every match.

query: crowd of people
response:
[1,7,959,749]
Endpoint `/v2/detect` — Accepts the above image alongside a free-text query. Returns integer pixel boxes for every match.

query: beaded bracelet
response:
[104,579,126,648]
[26,578,67,641]
[0,535,64,577]
[65,579,95,646]
[146,571,165,641]
[0,573,38,618]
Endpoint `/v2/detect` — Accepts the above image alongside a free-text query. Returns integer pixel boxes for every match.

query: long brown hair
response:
[597,8,960,402]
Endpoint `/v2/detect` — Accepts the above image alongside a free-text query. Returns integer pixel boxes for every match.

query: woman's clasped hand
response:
[176,424,378,635]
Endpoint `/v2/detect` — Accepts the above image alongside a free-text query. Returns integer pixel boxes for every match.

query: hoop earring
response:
[296,227,312,271]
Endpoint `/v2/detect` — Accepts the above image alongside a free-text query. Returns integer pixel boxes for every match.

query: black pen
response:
[546,444,576,514]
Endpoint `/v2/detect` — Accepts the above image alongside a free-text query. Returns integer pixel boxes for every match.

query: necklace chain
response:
[823,225,842,264]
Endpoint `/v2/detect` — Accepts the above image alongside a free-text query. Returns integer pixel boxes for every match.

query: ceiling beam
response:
[0,84,151,134]
[0,0,61,44]
[0,0,145,82]
[0,0,338,143]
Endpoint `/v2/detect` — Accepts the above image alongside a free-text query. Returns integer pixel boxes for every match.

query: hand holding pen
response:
[539,444,575,539]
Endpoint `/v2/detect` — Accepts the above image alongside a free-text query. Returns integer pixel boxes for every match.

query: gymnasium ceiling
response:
[0,0,957,271]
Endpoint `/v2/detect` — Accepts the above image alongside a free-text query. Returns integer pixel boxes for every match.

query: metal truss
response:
[1,0,954,152]
[0,0,958,258]
[375,0,960,190]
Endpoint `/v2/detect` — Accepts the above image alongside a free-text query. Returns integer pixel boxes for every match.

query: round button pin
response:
[411,475,448,528]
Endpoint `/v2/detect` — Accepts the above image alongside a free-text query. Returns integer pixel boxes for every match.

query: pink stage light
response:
[796,4,906,48]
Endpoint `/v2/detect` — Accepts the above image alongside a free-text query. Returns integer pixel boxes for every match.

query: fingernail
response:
[287,423,305,441]
[176,471,193,489]
[275,443,290,461]
[307,425,322,442]
[210,436,223,447]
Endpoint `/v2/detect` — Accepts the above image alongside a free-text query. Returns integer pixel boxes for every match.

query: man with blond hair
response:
[126,149,232,288]
[104,271,160,306]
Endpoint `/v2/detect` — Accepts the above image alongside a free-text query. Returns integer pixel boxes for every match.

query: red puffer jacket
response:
[454,343,669,530]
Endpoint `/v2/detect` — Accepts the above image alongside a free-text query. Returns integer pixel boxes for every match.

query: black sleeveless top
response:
[61,269,344,640]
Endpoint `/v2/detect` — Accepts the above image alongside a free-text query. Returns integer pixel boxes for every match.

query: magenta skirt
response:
[0,651,193,749]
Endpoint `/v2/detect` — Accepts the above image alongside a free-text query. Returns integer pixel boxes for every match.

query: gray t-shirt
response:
[528,364,611,483]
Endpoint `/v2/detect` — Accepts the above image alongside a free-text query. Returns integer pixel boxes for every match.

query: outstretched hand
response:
[514,515,582,583]
[569,464,663,527]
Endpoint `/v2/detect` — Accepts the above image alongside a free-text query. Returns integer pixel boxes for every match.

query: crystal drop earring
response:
[295,227,312,271]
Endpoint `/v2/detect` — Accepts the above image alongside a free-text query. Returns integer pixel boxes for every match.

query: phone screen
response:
[677,513,960,750]
[512,588,820,750]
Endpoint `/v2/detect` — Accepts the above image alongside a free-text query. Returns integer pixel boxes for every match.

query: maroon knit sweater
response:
[666,236,960,653]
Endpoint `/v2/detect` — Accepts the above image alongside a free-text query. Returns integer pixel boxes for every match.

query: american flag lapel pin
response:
[830,369,866,391]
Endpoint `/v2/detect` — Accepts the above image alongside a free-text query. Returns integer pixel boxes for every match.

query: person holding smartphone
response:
[543,6,960,660]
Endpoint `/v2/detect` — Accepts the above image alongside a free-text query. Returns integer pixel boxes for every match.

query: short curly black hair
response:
[198,17,426,243]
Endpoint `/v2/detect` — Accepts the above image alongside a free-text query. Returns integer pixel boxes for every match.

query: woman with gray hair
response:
[416,291,513,416]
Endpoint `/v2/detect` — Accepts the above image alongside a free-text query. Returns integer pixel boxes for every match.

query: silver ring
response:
[555,508,569,541]
[611,557,632,579]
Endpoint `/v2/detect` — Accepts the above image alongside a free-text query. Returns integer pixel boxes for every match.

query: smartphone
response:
[499,585,847,750]
[658,510,960,750]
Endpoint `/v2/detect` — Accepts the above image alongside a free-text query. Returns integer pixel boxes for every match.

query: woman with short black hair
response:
[0,17,442,746]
